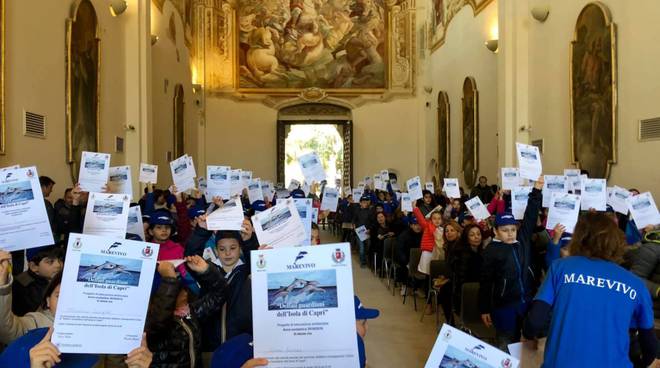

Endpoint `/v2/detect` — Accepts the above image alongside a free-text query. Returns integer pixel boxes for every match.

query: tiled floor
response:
[322,229,440,367]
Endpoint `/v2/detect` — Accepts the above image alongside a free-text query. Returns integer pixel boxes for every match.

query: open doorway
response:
[283,124,344,186]
[277,103,353,189]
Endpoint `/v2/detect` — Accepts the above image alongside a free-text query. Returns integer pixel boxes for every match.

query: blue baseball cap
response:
[290,189,306,199]
[0,328,98,368]
[150,210,175,226]
[408,215,418,225]
[354,296,379,320]
[359,195,371,202]
[211,333,254,368]
[188,207,206,219]
[495,213,518,227]
[142,213,151,223]
[252,200,267,213]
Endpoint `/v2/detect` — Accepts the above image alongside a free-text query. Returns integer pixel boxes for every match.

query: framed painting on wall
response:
[428,0,494,52]
[462,77,478,188]
[66,0,101,181]
[235,0,388,93]
[0,0,5,155]
[437,91,450,181]
[570,2,617,178]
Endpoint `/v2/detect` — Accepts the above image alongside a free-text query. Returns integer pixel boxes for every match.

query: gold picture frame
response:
[234,0,390,95]
[462,76,478,187]
[569,2,617,178]
[429,0,494,53]
[0,0,5,155]
[437,91,450,181]
[66,0,101,181]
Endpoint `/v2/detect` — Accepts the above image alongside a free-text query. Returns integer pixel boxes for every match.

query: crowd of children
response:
[0,168,659,367]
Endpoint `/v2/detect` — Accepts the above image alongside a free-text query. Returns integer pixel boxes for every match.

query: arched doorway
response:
[277,103,353,189]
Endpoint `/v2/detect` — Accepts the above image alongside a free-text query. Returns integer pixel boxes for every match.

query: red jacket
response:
[487,196,505,215]
[413,207,439,252]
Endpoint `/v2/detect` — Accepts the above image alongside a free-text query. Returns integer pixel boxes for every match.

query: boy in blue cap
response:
[478,176,544,351]
[354,295,380,367]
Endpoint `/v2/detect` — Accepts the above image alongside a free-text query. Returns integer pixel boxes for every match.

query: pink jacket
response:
[487,196,505,215]
[156,239,185,261]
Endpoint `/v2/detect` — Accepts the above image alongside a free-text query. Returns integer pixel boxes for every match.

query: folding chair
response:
[402,248,426,311]
[420,260,450,326]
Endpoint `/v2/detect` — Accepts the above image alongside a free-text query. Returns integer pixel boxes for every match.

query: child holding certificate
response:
[478,176,543,351]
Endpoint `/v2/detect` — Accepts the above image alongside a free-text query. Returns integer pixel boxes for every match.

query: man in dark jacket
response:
[478,177,543,350]
[350,195,376,267]
[630,233,660,317]
[470,176,495,205]
[395,216,422,290]
[53,187,84,244]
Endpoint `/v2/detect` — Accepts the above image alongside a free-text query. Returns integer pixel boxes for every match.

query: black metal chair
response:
[420,260,450,325]
[381,238,395,288]
[402,248,426,311]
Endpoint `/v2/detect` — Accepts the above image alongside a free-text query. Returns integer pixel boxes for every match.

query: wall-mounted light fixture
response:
[531,6,550,22]
[151,35,159,45]
[109,0,127,17]
[485,20,499,53]
[192,84,203,94]
[485,39,498,53]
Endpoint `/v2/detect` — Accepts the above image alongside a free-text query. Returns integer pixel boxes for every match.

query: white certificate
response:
[207,198,245,231]
[0,165,19,171]
[138,163,158,184]
[465,196,491,221]
[288,179,301,192]
[542,175,568,208]
[108,166,133,199]
[425,182,435,193]
[516,142,542,181]
[241,171,253,191]
[580,178,607,211]
[511,186,532,220]
[251,243,359,368]
[443,178,461,199]
[170,155,196,192]
[230,169,243,197]
[311,208,319,224]
[52,234,159,354]
[198,177,207,196]
[78,151,110,193]
[407,176,423,200]
[298,152,326,183]
[252,198,307,248]
[364,176,372,187]
[501,168,522,190]
[262,181,275,202]
[358,182,366,190]
[627,192,660,229]
[248,179,263,204]
[355,225,369,242]
[301,181,311,196]
[0,167,54,251]
[546,193,581,233]
[352,188,364,200]
[83,193,131,239]
[294,198,313,246]
[373,174,386,191]
[207,166,231,199]
[401,193,413,212]
[380,169,389,181]
[390,178,400,191]
[126,206,145,241]
[425,324,519,368]
[321,187,339,212]
[564,169,581,192]
[609,186,631,215]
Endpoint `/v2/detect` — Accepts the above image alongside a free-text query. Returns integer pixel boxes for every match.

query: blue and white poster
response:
[251,243,358,368]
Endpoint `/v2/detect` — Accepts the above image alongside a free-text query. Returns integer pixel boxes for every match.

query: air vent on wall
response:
[639,118,660,141]
[23,111,46,138]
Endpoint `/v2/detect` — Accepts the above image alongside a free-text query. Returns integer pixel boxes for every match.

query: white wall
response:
[528,0,660,197]
[0,0,128,192]
[426,3,499,190]
[150,1,199,185]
